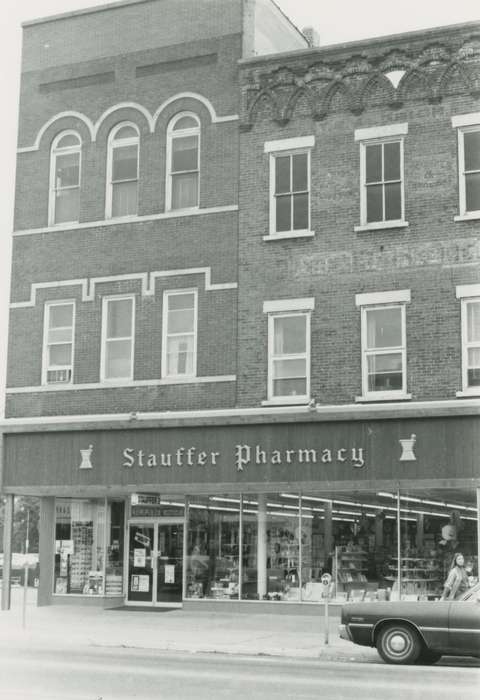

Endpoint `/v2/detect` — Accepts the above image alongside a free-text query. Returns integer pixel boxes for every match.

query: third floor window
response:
[106,123,139,218]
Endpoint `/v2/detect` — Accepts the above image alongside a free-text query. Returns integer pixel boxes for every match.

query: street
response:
[0,645,479,700]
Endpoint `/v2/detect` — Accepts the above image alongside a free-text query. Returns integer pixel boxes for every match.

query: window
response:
[49,132,81,225]
[101,296,135,381]
[457,125,480,217]
[356,290,410,400]
[265,136,314,239]
[457,285,480,393]
[355,124,408,230]
[106,123,139,218]
[263,298,313,404]
[42,301,75,384]
[162,290,197,378]
[166,113,200,211]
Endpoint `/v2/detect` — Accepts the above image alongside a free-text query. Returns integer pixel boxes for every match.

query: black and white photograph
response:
[0,1,479,698]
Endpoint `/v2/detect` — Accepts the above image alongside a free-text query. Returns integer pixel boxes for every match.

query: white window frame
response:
[356,290,411,401]
[165,112,200,212]
[355,123,408,232]
[456,284,480,395]
[161,288,198,379]
[263,297,314,405]
[105,122,140,219]
[265,135,314,240]
[100,295,135,382]
[48,130,82,226]
[42,300,75,385]
[453,115,480,220]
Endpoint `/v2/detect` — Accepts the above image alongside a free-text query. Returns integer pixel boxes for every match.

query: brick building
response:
[1,0,479,612]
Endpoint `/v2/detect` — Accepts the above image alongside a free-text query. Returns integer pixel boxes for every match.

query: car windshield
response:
[459,582,480,602]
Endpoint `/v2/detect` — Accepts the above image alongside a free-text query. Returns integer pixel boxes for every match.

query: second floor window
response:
[162,290,197,378]
[166,113,200,210]
[361,304,406,397]
[268,313,310,401]
[43,301,75,384]
[459,127,480,216]
[362,140,403,224]
[106,124,139,218]
[272,151,310,234]
[49,132,81,225]
[101,296,135,381]
[463,298,480,389]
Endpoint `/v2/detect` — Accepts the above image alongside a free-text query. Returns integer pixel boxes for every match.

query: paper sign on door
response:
[165,565,175,584]
[134,548,146,567]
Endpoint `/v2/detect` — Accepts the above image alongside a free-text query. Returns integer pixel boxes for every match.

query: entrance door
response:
[156,523,183,604]
[127,524,155,604]
[127,521,183,605]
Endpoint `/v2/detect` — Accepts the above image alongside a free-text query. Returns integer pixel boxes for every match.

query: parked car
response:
[339,583,480,664]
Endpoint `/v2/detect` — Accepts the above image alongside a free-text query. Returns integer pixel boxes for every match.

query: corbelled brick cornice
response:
[239,23,480,128]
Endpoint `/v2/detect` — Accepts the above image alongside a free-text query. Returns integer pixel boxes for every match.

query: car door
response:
[448,598,480,657]
[415,601,450,650]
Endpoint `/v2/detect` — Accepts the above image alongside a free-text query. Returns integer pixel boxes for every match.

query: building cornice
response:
[1,398,479,434]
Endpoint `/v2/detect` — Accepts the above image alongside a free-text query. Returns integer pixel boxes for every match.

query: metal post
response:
[321,572,332,645]
[238,494,243,601]
[1,494,14,611]
[22,507,30,628]
[477,488,480,582]
[397,489,402,601]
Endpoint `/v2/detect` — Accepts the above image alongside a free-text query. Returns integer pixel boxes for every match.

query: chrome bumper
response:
[338,623,353,641]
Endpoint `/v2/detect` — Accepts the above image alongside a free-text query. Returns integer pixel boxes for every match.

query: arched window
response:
[166,113,200,211]
[106,123,139,218]
[49,131,81,225]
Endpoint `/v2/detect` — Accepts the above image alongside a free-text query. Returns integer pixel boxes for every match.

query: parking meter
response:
[321,573,332,645]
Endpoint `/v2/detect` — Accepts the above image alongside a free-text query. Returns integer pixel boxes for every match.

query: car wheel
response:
[376,624,422,664]
[415,649,442,665]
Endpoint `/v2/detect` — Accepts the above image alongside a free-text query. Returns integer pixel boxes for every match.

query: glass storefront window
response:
[54,498,125,596]
[186,496,240,599]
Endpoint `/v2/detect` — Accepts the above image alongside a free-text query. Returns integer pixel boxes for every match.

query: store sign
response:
[122,443,365,470]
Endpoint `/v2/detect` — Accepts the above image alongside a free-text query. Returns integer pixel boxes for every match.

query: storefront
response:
[2,409,479,609]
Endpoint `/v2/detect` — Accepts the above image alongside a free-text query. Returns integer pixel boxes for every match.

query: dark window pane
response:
[275,156,291,194]
[49,344,72,366]
[55,188,79,223]
[366,184,383,222]
[273,316,306,354]
[365,144,382,183]
[384,141,400,180]
[368,370,402,392]
[57,134,80,148]
[464,131,480,172]
[467,302,480,342]
[107,299,132,338]
[172,136,198,172]
[468,368,480,387]
[49,304,73,329]
[466,172,480,212]
[366,308,402,348]
[384,182,402,220]
[56,153,80,188]
[112,181,138,216]
[276,195,291,232]
[171,173,198,209]
[112,145,138,181]
[169,293,195,311]
[293,193,308,230]
[273,377,307,397]
[114,125,137,140]
[173,116,198,130]
[292,153,308,191]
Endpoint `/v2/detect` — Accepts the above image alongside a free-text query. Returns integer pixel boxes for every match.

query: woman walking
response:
[440,552,470,600]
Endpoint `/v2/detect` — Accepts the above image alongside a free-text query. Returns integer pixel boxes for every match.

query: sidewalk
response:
[0,586,378,662]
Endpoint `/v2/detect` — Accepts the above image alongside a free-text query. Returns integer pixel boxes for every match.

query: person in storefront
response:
[440,552,470,600]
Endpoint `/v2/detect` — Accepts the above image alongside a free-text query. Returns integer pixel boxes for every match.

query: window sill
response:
[263,230,315,241]
[355,393,412,403]
[454,212,480,222]
[456,389,480,398]
[261,397,310,406]
[354,220,408,233]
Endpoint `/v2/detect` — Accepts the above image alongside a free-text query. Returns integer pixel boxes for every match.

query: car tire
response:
[376,624,422,664]
[415,649,442,665]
